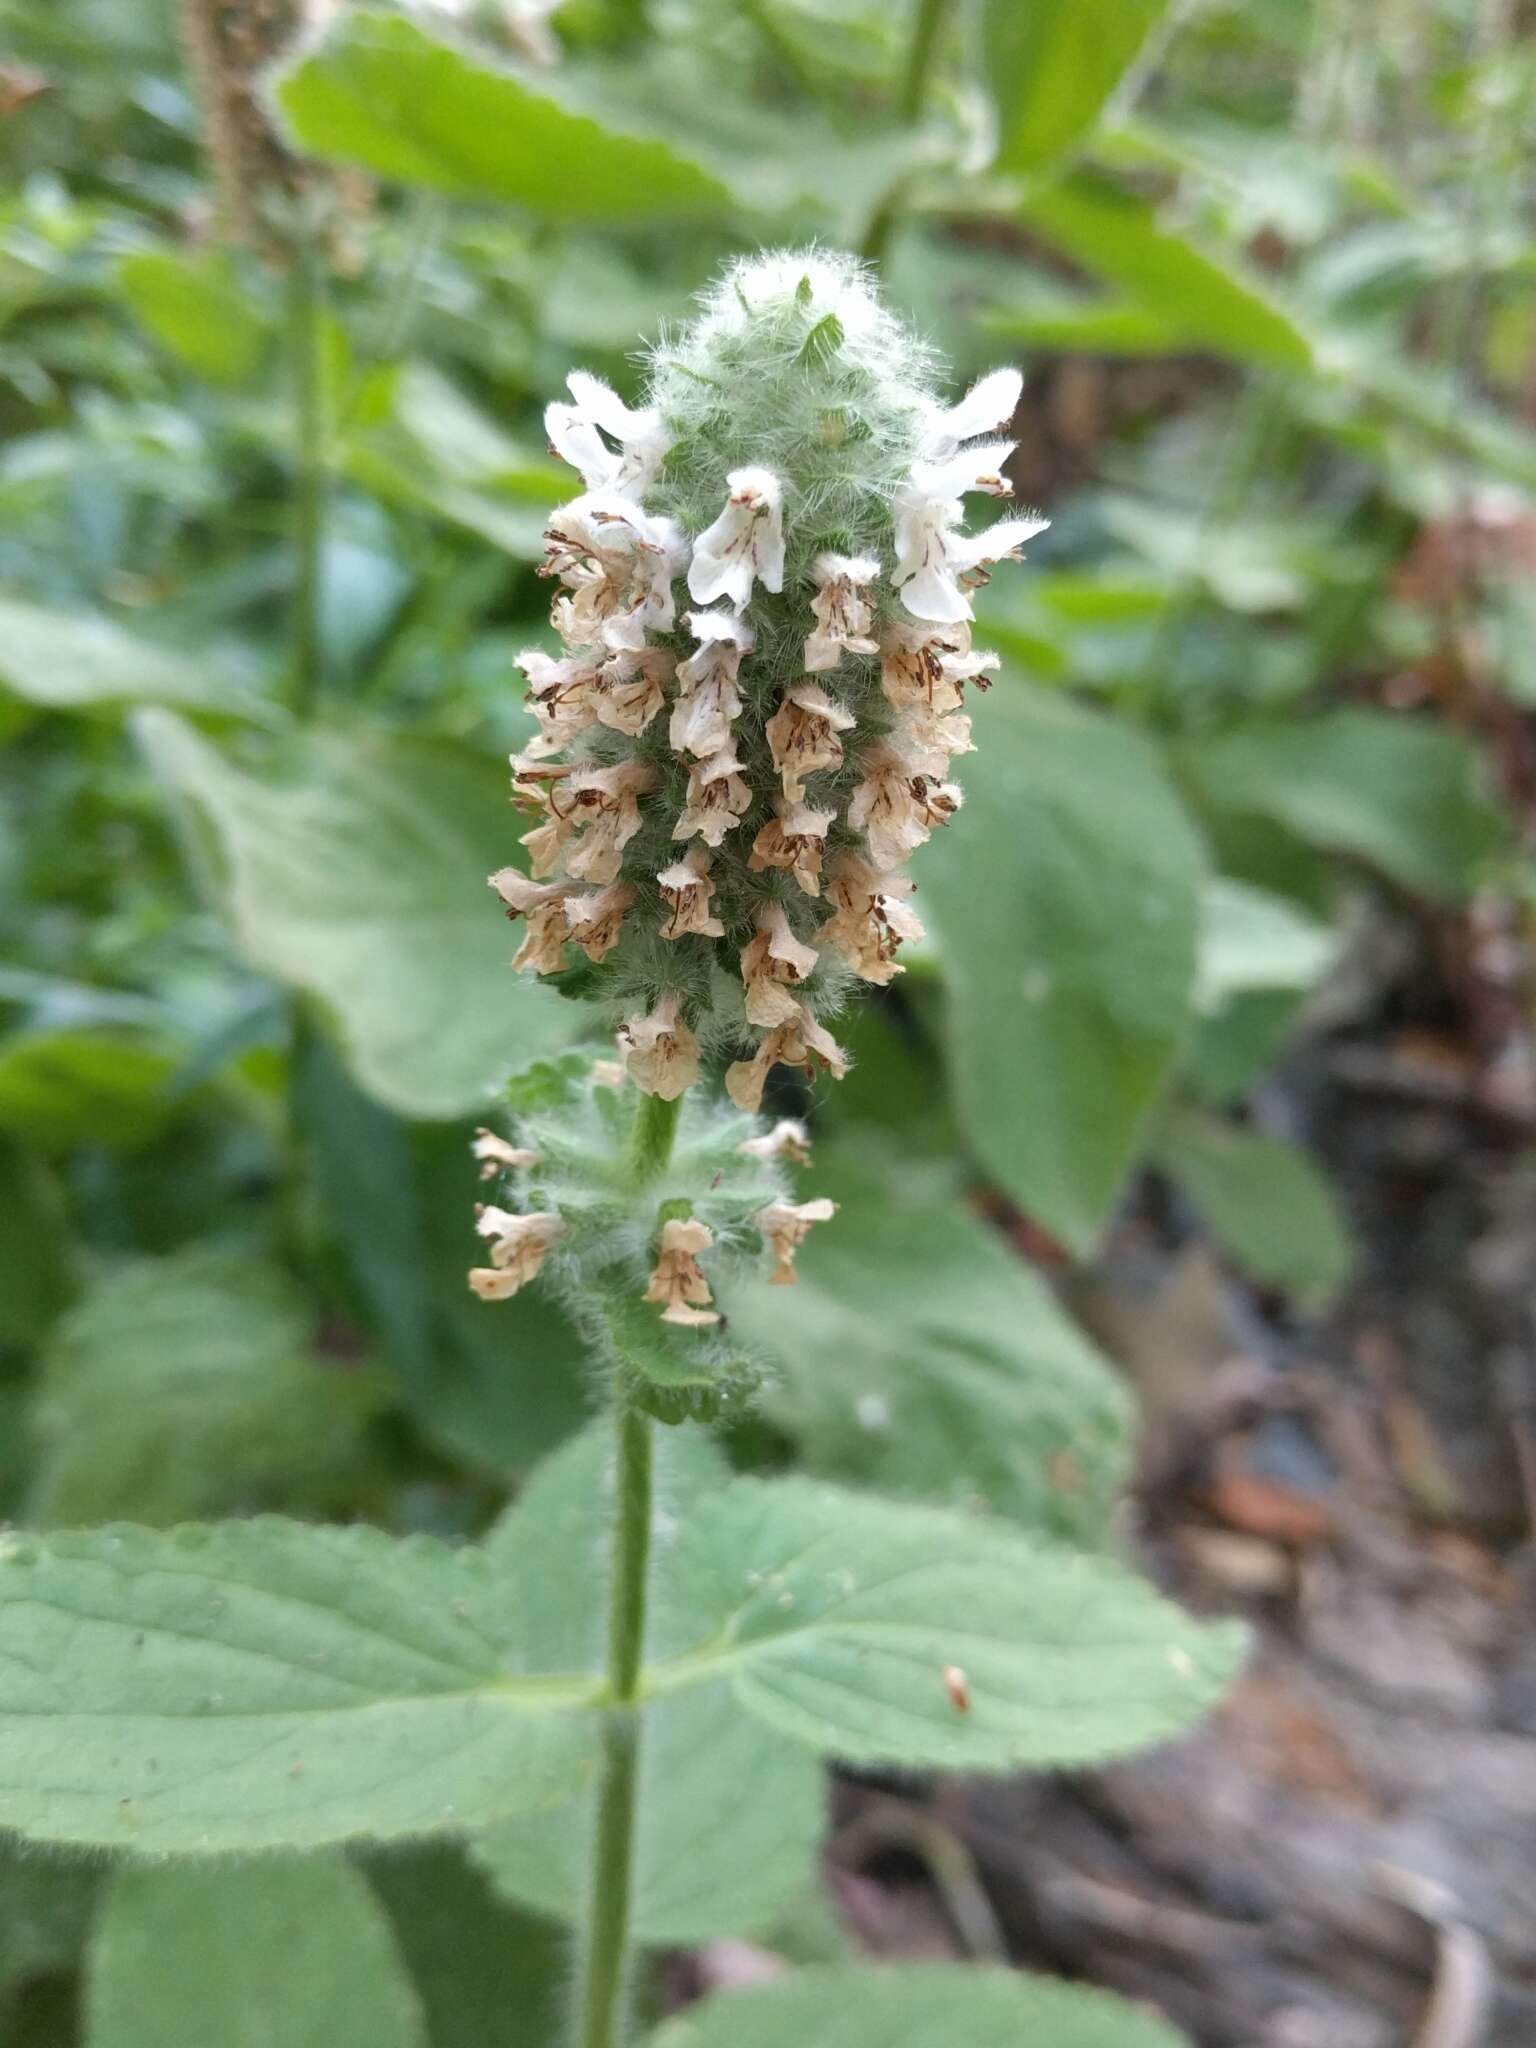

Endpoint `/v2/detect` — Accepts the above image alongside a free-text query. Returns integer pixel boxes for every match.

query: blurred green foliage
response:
[0,0,1528,2038]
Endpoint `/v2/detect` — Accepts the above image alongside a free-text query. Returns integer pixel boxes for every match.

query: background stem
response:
[863,0,947,263]
[286,234,328,721]
[897,0,946,123]
[282,232,329,1271]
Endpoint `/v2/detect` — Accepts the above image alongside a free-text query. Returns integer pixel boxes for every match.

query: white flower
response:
[687,468,785,609]
[804,553,879,671]
[913,442,1017,503]
[747,800,837,898]
[592,644,674,737]
[620,991,700,1099]
[488,867,577,973]
[556,759,654,884]
[563,881,636,962]
[670,608,753,759]
[643,1216,719,1325]
[542,492,685,652]
[943,513,1050,590]
[754,1197,838,1285]
[879,621,996,716]
[847,740,962,870]
[545,370,670,497]
[471,1128,541,1179]
[890,486,972,624]
[765,681,856,804]
[739,900,820,1028]
[509,756,579,873]
[737,1118,811,1166]
[817,851,925,985]
[672,745,752,848]
[517,645,600,756]
[519,811,573,878]
[725,1002,848,1114]
[890,445,1013,626]
[656,845,725,940]
[901,703,974,778]
[889,388,1049,619]
[920,368,1023,461]
[468,1207,564,1300]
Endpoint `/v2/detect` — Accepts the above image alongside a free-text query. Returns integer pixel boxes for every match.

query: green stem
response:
[626,1090,682,1189]
[571,1087,683,2048]
[572,1312,664,2046]
[286,235,328,720]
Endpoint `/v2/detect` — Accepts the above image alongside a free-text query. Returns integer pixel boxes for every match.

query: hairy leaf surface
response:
[647,1964,1193,2047]
[0,1519,596,1851]
[87,1856,426,2048]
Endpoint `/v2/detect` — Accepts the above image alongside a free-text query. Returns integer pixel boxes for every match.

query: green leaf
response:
[0,1141,75,1350]
[273,10,731,218]
[649,1476,1244,1771]
[0,1519,597,1852]
[0,1030,179,1151]
[476,1428,824,1943]
[1156,1104,1354,1305]
[0,1844,100,1993]
[734,1147,1132,1546]
[0,600,264,720]
[986,0,1168,177]
[86,1856,426,2048]
[26,1246,388,1527]
[1189,881,1339,1106]
[408,1123,590,1473]
[137,712,573,1119]
[481,1673,822,1943]
[365,1843,566,2048]
[646,1964,1193,2048]
[1018,169,1314,370]
[1180,709,1504,898]
[293,1038,588,1476]
[1196,877,1338,1013]
[117,247,266,383]
[980,290,1183,355]
[294,1025,434,1386]
[342,363,562,560]
[921,683,1204,1254]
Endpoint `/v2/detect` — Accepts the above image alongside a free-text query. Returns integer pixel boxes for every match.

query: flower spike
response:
[487,249,1042,1109]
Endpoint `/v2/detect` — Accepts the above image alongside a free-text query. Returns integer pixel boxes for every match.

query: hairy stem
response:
[571,1085,679,2048]
[572,1347,659,2048]
[287,234,328,720]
